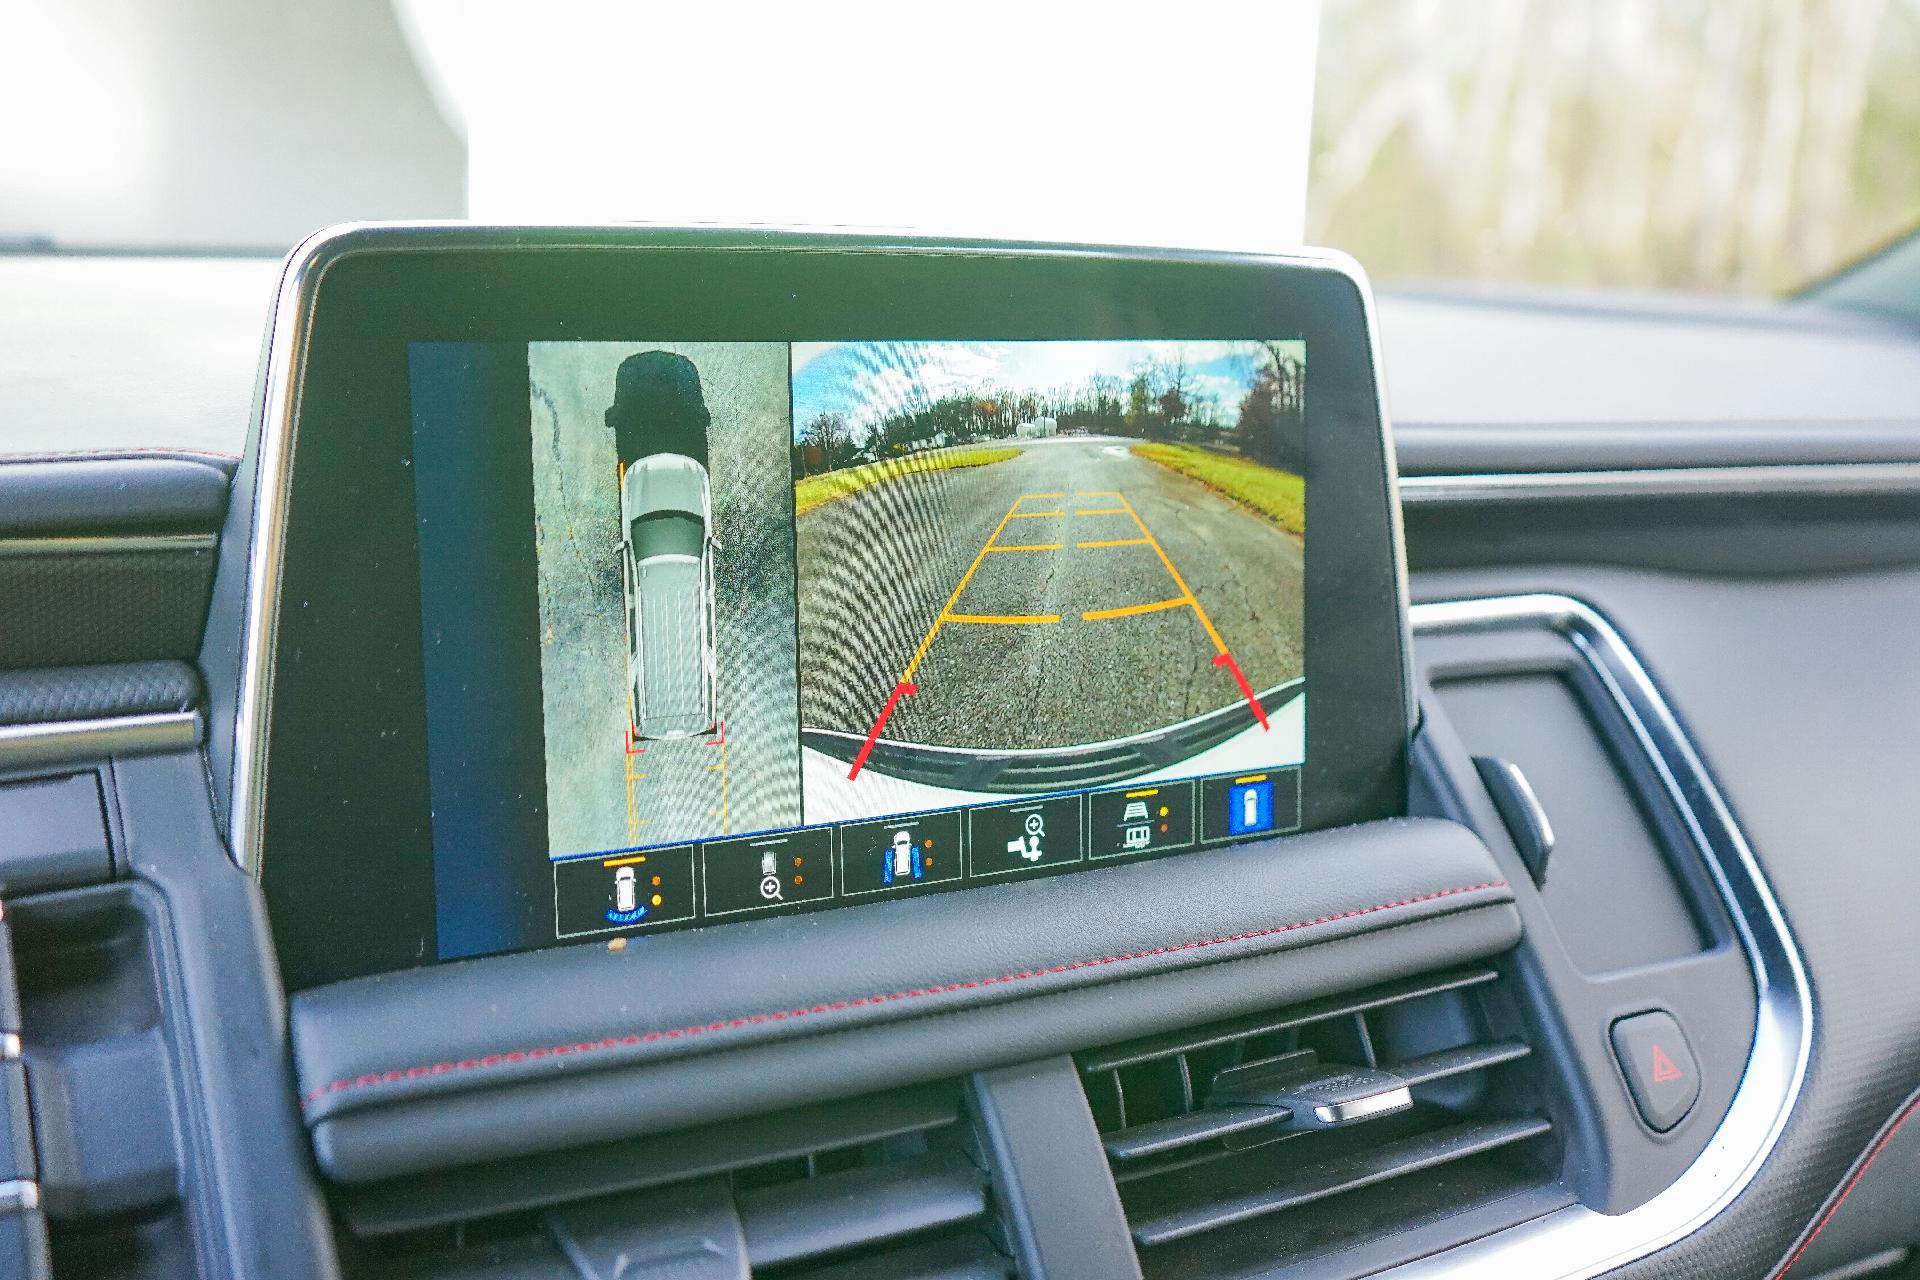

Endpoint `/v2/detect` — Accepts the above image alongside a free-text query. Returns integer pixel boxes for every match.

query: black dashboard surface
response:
[5,252,1920,1278]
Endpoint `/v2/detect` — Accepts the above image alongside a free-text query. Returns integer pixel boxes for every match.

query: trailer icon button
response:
[1089,782,1195,860]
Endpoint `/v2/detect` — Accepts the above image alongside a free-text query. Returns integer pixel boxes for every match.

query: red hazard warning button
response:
[1611,1011,1701,1132]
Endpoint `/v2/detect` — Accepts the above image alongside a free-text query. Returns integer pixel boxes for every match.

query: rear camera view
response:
[528,342,803,859]
[793,340,1306,823]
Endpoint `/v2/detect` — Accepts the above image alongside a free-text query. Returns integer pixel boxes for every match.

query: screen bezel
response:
[243,226,1412,990]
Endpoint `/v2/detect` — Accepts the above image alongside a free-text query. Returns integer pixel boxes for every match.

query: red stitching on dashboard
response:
[1773,1089,1920,1278]
[301,880,1507,1108]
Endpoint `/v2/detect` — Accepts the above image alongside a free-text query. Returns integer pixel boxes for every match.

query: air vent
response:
[329,1080,1014,1279]
[1077,967,1565,1278]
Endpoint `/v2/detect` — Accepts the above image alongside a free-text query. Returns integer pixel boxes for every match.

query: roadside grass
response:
[1133,442,1305,535]
[794,446,1024,518]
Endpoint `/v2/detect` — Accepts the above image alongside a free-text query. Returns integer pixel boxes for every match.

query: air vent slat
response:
[328,1082,1014,1280]
[1103,1104,1293,1161]
[1076,964,1560,1276]
[738,1153,986,1269]
[789,1231,1013,1280]
[1129,1115,1552,1247]
[337,1082,965,1238]
[1390,1038,1532,1087]
[1078,966,1498,1072]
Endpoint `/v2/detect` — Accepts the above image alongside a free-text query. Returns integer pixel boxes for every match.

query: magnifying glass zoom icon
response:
[759,875,783,901]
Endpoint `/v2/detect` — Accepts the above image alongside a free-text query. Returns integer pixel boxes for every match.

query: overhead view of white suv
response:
[619,451,718,742]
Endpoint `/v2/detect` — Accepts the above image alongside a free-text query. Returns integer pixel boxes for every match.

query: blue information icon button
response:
[1229,778,1274,834]
[1201,769,1302,843]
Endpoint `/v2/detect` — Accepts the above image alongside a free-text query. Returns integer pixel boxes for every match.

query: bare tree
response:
[1311,0,1920,292]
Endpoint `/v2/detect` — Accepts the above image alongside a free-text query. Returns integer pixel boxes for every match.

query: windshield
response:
[4,0,1916,295]
[632,511,706,561]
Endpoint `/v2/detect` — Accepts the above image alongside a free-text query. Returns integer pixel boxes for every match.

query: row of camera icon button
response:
[694,783,1201,922]
[553,770,1297,938]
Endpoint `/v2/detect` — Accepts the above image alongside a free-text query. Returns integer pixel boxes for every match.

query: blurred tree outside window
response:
[1309,0,1920,293]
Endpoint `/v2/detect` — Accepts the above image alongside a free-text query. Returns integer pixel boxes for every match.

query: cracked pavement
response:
[796,437,1304,752]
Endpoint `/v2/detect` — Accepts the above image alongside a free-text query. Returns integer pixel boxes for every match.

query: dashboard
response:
[0,231,1918,1280]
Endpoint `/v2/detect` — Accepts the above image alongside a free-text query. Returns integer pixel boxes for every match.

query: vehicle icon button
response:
[701,829,834,918]
[839,811,963,896]
[1231,778,1274,833]
[553,845,696,939]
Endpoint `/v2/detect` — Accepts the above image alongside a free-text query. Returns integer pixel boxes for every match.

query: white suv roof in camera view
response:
[620,452,717,742]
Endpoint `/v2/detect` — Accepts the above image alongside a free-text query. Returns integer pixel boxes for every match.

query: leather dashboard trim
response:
[289,818,1517,1182]
[305,879,1503,1110]
[0,456,231,537]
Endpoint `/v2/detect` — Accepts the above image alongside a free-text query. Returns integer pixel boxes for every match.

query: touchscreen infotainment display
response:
[248,231,1410,988]
[409,338,1307,946]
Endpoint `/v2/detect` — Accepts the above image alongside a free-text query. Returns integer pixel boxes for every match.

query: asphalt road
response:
[796,438,1304,753]
[529,342,803,856]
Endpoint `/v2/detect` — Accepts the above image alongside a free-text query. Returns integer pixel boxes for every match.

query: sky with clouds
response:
[790,340,1305,438]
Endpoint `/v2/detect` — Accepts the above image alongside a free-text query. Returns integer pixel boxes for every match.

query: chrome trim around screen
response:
[1394,594,1811,1279]
[1399,461,1920,503]
[0,711,202,770]
[0,533,217,558]
[226,222,1410,875]
[227,223,341,874]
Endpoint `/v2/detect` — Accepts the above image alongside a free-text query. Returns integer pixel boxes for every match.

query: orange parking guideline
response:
[1117,495,1266,729]
[705,738,730,834]
[1083,597,1187,621]
[1116,493,1228,656]
[624,751,642,845]
[902,494,1036,681]
[854,492,1056,781]
[861,486,1265,785]
[947,612,1061,624]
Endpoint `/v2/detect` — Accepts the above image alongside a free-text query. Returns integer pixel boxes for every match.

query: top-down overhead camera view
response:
[4,1,1920,1277]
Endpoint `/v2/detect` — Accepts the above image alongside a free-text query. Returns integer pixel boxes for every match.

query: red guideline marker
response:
[1214,652,1270,731]
[849,682,918,780]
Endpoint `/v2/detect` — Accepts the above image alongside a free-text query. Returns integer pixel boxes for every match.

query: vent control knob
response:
[1210,1052,1414,1131]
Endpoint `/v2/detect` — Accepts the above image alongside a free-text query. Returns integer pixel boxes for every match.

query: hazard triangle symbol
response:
[1649,1043,1684,1084]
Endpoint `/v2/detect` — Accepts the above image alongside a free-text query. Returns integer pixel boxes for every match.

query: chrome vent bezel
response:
[1387,594,1812,1278]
